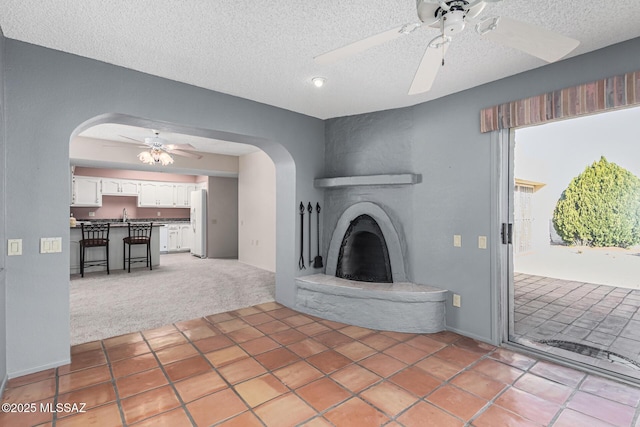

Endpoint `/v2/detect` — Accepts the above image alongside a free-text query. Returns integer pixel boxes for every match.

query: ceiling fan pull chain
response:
[441,18,445,66]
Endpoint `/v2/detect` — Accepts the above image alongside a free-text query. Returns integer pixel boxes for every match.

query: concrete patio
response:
[513,272,640,379]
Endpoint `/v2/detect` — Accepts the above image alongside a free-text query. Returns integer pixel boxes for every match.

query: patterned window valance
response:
[480,71,640,133]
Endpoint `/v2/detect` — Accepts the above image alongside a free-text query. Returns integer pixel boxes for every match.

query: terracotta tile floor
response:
[3,302,640,427]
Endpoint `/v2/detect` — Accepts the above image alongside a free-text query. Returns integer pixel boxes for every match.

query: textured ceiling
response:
[1,0,639,120]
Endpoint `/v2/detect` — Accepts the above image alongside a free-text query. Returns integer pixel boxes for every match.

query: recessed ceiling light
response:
[312,77,326,88]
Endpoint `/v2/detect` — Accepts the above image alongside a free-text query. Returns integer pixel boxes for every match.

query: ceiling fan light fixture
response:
[138,148,174,166]
[312,77,326,88]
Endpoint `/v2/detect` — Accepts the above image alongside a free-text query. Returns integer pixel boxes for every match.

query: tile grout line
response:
[100,339,128,427]
[51,366,60,427]
[138,327,200,427]
[190,311,277,426]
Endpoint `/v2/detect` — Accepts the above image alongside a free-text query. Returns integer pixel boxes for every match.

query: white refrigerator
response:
[190,189,207,258]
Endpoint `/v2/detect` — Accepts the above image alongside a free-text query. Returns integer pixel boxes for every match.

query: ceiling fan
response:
[120,130,203,164]
[314,0,580,95]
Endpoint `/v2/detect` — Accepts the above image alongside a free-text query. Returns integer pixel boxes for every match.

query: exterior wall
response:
[207,177,239,258]
[3,39,324,377]
[238,150,276,272]
[325,37,640,344]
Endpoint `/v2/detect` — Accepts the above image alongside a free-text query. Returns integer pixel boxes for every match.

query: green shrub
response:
[552,156,640,248]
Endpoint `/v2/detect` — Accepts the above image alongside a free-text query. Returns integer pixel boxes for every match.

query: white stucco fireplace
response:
[294,200,447,333]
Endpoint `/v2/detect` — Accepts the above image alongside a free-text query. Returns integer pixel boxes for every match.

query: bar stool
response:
[79,223,110,277]
[123,222,153,273]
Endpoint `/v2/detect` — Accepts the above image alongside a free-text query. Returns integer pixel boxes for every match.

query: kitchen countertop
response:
[71,223,166,229]
[71,219,189,228]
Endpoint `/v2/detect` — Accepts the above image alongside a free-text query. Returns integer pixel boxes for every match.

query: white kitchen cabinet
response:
[138,182,157,206]
[168,225,180,252]
[102,178,139,196]
[179,224,192,250]
[119,180,139,195]
[174,183,197,207]
[157,183,175,206]
[139,182,175,207]
[72,176,102,206]
[159,225,168,253]
[174,184,188,207]
[167,224,191,252]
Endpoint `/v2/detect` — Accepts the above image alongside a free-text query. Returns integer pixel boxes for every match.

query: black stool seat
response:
[79,223,110,277]
[123,222,153,273]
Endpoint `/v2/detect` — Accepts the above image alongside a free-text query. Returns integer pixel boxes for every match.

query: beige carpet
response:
[70,253,275,345]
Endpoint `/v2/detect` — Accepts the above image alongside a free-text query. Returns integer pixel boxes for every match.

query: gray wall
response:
[325,37,640,343]
[207,176,239,258]
[2,30,639,377]
[3,39,324,377]
[0,27,7,389]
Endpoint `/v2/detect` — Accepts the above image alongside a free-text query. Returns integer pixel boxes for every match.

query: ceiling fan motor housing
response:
[442,8,466,34]
[417,0,469,34]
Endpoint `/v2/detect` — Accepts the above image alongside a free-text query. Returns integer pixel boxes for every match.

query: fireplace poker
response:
[313,202,323,268]
[307,202,313,268]
[298,202,306,270]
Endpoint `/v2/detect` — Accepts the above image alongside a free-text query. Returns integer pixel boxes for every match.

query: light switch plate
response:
[453,235,462,247]
[8,239,22,256]
[40,237,62,254]
[453,294,461,308]
[478,236,487,249]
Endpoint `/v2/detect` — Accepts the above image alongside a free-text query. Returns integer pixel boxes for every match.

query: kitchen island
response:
[70,223,163,275]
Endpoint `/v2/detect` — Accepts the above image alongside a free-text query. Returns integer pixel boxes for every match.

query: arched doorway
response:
[69,113,294,343]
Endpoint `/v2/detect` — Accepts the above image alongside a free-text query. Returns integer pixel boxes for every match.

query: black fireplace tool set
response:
[298,202,323,270]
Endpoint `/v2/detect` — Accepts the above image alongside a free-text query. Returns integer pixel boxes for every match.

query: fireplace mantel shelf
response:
[314,173,421,188]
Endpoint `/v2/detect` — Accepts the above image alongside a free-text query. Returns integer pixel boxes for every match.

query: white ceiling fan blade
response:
[119,135,144,143]
[165,143,196,151]
[167,149,202,159]
[480,16,579,63]
[314,25,413,65]
[408,42,449,95]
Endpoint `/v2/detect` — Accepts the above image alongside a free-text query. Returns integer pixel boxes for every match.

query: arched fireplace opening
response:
[336,214,392,283]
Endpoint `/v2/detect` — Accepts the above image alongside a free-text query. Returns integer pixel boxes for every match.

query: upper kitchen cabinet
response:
[174,183,197,207]
[139,182,175,207]
[71,176,102,207]
[102,178,139,196]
